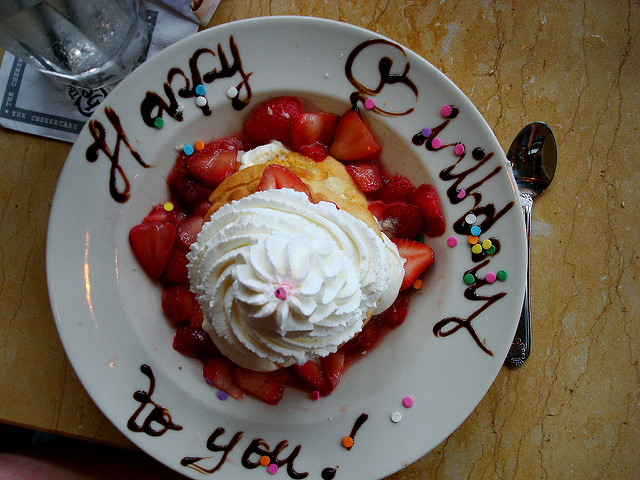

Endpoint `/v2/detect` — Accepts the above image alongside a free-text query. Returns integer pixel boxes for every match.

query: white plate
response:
[47,16,526,480]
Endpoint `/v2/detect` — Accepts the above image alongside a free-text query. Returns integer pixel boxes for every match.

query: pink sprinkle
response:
[431,138,442,149]
[486,272,497,284]
[267,464,278,474]
[364,98,375,109]
[456,189,466,199]
[402,396,414,408]
[275,285,290,300]
[447,236,458,247]
[310,390,320,401]
[454,143,466,155]
[441,104,453,117]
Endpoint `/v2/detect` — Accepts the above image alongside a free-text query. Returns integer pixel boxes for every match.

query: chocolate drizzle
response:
[241,438,308,479]
[345,413,369,451]
[321,467,338,479]
[181,427,243,474]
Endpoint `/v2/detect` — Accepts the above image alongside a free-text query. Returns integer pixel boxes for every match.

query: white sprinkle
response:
[391,411,402,423]
[196,96,207,107]
[465,213,477,224]
[227,86,238,98]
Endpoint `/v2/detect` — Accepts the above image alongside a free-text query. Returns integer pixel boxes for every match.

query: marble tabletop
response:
[1,1,638,478]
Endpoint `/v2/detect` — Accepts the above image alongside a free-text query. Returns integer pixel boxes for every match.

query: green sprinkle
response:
[496,270,508,281]
[463,273,475,285]
[486,245,496,255]
[416,234,425,243]
[153,117,164,128]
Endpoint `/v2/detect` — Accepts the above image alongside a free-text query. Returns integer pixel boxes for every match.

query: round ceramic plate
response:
[47,16,526,480]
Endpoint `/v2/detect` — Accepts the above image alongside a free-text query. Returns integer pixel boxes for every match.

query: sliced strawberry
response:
[202,357,246,400]
[175,215,204,251]
[193,201,213,218]
[257,164,312,200]
[129,222,176,278]
[143,204,179,224]
[321,351,345,393]
[291,361,329,394]
[367,200,387,221]
[161,284,202,326]
[290,112,339,153]
[408,184,446,237]
[297,143,329,161]
[374,291,410,328]
[167,156,213,208]
[186,150,238,188]
[378,174,414,203]
[162,247,189,285]
[341,317,384,357]
[172,325,219,357]
[345,161,382,192]
[328,110,381,162]
[243,96,303,146]
[233,367,286,405]
[378,201,424,239]
[392,238,435,290]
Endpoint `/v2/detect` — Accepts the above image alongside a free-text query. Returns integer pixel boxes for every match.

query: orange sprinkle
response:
[413,279,423,289]
[259,455,271,466]
[195,140,205,151]
[342,436,354,448]
[467,235,479,245]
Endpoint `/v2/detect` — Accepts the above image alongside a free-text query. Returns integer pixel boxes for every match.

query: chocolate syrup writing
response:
[345,38,417,116]
[127,364,183,436]
[414,113,514,355]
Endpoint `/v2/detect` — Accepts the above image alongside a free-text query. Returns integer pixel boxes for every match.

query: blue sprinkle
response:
[183,144,194,155]
[195,84,206,95]
[217,390,229,401]
[470,225,482,236]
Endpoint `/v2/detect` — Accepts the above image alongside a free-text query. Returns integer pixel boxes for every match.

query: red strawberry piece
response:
[257,164,312,201]
[392,238,435,290]
[186,149,238,188]
[291,360,329,394]
[175,215,204,250]
[172,325,219,357]
[143,204,179,224]
[290,112,339,152]
[367,200,387,221]
[161,284,202,325]
[408,184,446,237]
[243,96,303,146]
[374,291,410,328]
[202,357,246,400]
[297,143,329,162]
[193,201,213,218]
[162,247,189,285]
[167,156,213,208]
[233,367,286,405]
[328,110,381,162]
[345,161,382,192]
[342,317,384,357]
[320,351,345,393]
[129,222,176,278]
[378,201,424,239]
[378,174,414,203]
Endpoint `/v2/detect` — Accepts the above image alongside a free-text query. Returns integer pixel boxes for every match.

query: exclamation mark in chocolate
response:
[341,413,369,451]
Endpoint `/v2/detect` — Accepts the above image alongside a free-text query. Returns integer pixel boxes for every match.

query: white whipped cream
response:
[237,141,289,170]
[187,188,402,371]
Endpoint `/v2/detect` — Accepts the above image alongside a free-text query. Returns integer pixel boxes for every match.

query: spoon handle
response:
[505,191,533,367]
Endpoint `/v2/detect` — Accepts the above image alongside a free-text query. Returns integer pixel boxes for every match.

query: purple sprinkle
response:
[421,126,432,136]
[217,391,229,401]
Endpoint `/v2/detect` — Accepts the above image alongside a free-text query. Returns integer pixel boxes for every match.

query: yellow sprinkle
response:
[413,279,423,289]
[195,140,205,151]
[468,235,479,245]
[163,202,174,212]
[342,436,354,448]
[471,244,483,254]
[482,239,493,250]
[259,455,270,466]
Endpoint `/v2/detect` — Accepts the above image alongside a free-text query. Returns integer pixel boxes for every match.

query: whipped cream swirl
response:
[187,188,399,371]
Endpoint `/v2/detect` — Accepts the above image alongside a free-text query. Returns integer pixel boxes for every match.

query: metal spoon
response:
[504,122,557,368]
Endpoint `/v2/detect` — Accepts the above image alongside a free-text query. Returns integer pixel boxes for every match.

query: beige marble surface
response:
[0,1,638,478]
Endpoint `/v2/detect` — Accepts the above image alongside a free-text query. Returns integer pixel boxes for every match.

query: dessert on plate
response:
[129,96,444,404]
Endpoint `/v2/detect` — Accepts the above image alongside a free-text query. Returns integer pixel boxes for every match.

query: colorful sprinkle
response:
[391,411,402,423]
[163,202,174,212]
[431,138,442,149]
[470,225,482,236]
[467,235,479,245]
[402,396,414,408]
[196,96,207,107]
[486,245,496,255]
[227,86,238,98]
[482,239,493,250]
[454,143,466,155]
[364,98,375,109]
[416,234,425,243]
[259,456,271,467]
[497,269,508,281]
[441,104,453,117]
[456,189,466,199]
[195,84,206,95]
[217,391,228,401]
[465,213,477,224]
[183,144,194,155]
[195,140,205,151]
[485,272,497,284]
[412,279,423,290]
[310,390,320,401]
[447,236,458,247]
[267,464,278,474]
[463,273,475,284]
[153,117,164,128]
[421,126,432,136]
[342,436,354,449]
[471,244,483,254]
